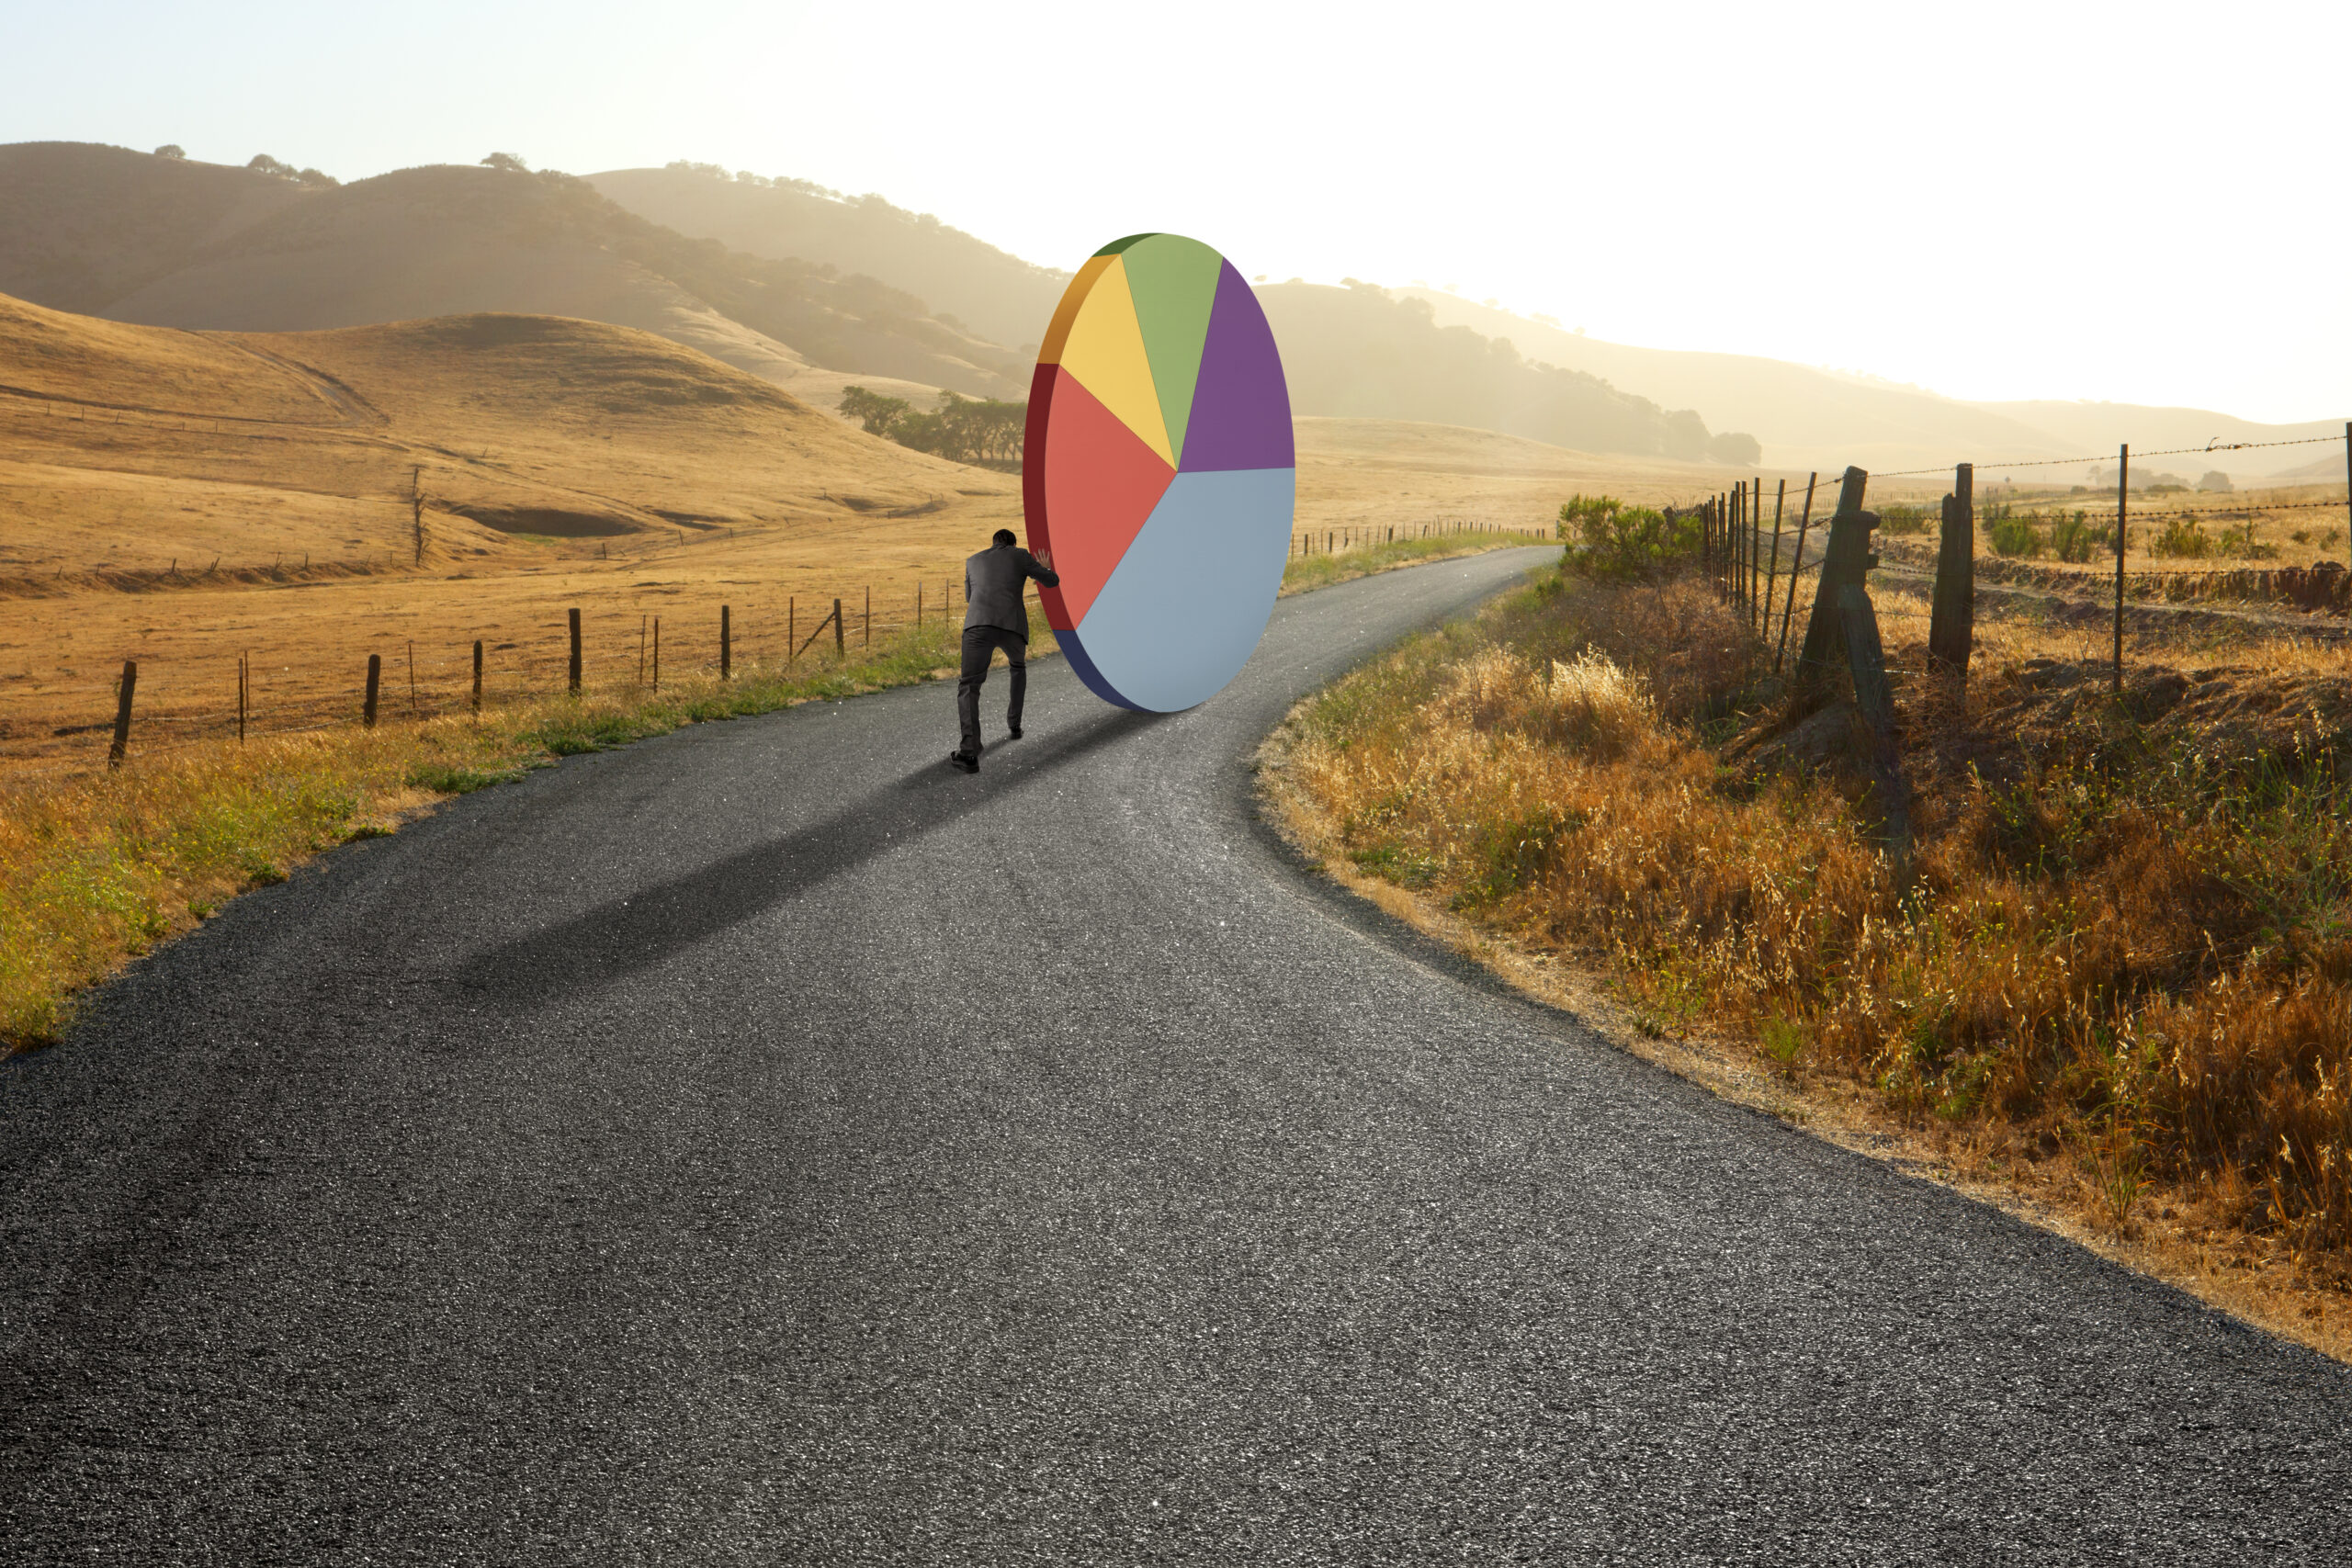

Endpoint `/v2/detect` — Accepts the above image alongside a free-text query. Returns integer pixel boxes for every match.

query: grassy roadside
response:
[1257,560,2352,1361]
[1,533,1536,1054]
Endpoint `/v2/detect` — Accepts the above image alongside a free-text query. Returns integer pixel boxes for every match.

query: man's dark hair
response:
[993,528,1017,547]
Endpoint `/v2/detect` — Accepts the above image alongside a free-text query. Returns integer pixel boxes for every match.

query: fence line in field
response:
[16,523,1544,775]
[1690,425,2352,718]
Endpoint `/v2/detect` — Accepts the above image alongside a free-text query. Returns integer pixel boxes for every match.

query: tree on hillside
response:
[153,143,185,160]
[840,387,1024,470]
[2198,469,2234,492]
[243,153,336,186]
[840,386,912,437]
[1706,430,1762,467]
[1660,410,1710,463]
[481,152,530,174]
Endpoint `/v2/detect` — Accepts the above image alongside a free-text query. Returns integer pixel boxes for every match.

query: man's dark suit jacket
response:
[963,544,1060,638]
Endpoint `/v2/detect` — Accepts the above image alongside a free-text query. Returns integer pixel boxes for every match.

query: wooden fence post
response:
[364,654,380,728]
[2341,423,2348,568]
[832,598,844,656]
[721,604,732,680]
[109,660,137,767]
[569,608,582,694]
[1839,580,1913,870]
[638,615,647,686]
[1777,472,1818,674]
[787,598,796,662]
[1928,462,1975,678]
[2112,445,2129,695]
[1748,485,1758,617]
[652,617,661,691]
[1793,467,1872,686]
[237,652,248,744]
[408,639,419,715]
[472,639,483,712]
[865,586,871,649]
[1750,479,1763,626]
[1765,479,1786,645]
[1729,491,1737,603]
[1723,493,1734,600]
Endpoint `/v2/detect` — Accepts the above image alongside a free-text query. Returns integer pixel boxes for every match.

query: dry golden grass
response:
[0,295,1736,777]
[1265,563,2352,1359]
[0,292,1026,772]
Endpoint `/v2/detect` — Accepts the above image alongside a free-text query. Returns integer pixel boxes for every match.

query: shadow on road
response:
[450,706,1167,1005]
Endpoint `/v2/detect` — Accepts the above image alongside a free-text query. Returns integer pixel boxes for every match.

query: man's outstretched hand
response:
[1035,547,1054,573]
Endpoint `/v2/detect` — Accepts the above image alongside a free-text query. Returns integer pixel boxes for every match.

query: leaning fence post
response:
[569,607,582,694]
[1928,462,1975,679]
[1793,467,1871,688]
[364,653,380,728]
[1765,479,1786,646]
[1839,579,1913,871]
[108,659,137,767]
[832,598,844,656]
[721,604,732,680]
[2112,445,2129,695]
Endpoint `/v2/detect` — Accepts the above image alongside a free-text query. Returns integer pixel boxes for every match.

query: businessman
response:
[950,528,1058,773]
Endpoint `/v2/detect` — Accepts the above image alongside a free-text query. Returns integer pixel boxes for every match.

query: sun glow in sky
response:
[9,0,2347,423]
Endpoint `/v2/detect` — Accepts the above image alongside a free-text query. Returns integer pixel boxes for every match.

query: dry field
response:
[0,295,1754,777]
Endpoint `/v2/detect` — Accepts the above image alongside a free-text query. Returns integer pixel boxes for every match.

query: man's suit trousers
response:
[956,626,1027,757]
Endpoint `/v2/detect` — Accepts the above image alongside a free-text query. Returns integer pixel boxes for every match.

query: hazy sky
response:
[9,0,2346,423]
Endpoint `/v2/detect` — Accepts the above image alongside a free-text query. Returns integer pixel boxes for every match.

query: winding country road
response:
[4,547,2347,1563]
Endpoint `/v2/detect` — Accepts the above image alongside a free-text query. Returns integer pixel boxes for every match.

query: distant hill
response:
[0,142,1026,406]
[1400,289,2346,480]
[583,178,1765,462]
[1258,282,1758,464]
[590,164,1069,352]
[1399,289,2070,474]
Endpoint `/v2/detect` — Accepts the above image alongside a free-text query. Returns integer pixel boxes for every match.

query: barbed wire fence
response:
[5,520,1546,781]
[1684,423,2352,708]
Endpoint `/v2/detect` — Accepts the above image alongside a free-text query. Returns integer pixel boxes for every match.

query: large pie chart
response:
[1023,233,1295,712]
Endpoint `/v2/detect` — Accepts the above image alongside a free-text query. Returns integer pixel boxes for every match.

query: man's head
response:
[993,528,1017,548]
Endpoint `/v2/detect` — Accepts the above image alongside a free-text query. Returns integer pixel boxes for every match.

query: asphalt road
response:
[4,547,2347,1564]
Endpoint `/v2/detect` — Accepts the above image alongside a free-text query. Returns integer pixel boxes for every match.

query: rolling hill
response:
[0,284,1026,759]
[0,142,1025,409]
[589,164,1069,353]
[0,285,1000,581]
